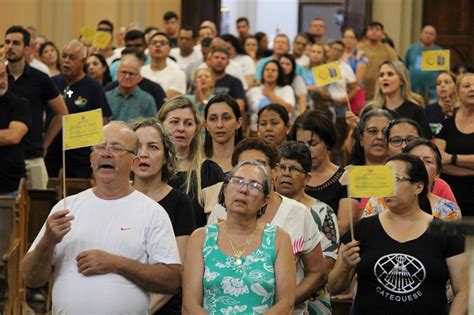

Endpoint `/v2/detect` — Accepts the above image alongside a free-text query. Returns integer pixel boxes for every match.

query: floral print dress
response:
[203,224,277,314]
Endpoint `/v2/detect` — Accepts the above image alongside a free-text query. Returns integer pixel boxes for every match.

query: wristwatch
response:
[451,154,458,165]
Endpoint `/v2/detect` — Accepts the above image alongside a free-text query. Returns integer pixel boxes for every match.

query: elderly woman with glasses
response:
[275,141,339,315]
[182,160,296,314]
[208,138,325,314]
[328,154,468,315]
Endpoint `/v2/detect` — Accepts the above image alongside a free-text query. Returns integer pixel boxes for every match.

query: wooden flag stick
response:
[346,93,352,113]
[62,117,67,210]
[349,204,355,241]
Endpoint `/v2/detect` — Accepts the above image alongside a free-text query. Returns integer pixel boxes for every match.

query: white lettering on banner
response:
[376,286,423,302]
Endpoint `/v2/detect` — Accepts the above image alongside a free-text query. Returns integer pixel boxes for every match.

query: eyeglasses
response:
[395,175,412,183]
[388,136,418,147]
[150,39,169,46]
[119,70,139,78]
[364,127,385,137]
[279,164,305,176]
[91,144,135,155]
[227,176,264,197]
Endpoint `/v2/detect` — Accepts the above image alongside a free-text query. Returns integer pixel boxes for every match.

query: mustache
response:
[97,159,116,170]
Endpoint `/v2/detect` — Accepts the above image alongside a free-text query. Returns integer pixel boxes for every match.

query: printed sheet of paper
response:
[348,165,396,198]
[63,109,104,150]
[312,61,342,87]
[421,50,450,71]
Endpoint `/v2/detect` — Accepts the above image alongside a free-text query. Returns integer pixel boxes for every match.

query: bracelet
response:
[451,154,458,165]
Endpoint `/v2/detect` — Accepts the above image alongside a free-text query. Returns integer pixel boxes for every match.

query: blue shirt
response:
[255,56,304,81]
[106,86,157,121]
[405,42,442,101]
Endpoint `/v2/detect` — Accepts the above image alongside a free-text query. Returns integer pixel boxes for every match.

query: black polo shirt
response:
[8,63,60,159]
[45,74,112,178]
[0,91,31,193]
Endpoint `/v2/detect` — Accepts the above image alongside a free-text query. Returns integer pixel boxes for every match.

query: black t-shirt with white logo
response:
[342,215,464,315]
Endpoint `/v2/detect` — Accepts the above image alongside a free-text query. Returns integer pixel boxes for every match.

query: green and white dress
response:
[203,223,278,314]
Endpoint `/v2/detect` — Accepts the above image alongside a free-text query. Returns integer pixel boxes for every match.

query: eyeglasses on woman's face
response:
[227,176,264,197]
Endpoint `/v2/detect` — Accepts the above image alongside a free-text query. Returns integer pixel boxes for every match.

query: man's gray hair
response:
[65,39,88,58]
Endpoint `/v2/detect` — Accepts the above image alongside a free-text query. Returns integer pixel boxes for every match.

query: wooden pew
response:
[0,196,20,314]
[2,238,20,315]
[27,189,58,249]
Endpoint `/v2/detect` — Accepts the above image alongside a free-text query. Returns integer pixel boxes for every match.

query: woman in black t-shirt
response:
[290,110,359,236]
[368,60,432,138]
[204,94,243,174]
[434,73,474,216]
[132,118,195,315]
[157,96,224,228]
[328,154,467,315]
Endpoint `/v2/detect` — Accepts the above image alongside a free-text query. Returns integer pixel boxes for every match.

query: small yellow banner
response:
[348,165,395,198]
[421,50,450,71]
[80,25,95,42]
[92,31,112,49]
[312,61,342,87]
[63,109,104,150]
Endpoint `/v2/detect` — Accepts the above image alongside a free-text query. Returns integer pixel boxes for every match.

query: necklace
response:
[224,223,259,266]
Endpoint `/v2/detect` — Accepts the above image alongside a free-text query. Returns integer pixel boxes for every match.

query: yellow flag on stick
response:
[63,109,104,150]
[312,61,342,87]
[92,31,112,49]
[422,50,450,71]
[80,25,95,42]
[348,165,396,198]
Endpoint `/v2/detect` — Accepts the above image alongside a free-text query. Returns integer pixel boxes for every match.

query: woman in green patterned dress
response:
[182,160,296,314]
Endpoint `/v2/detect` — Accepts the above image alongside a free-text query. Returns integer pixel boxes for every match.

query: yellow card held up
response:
[63,109,104,150]
[421,50,450,71]
[92,31,112,49]
[348,165,395,198]
[80,25,95,42]
[312,61,342,87]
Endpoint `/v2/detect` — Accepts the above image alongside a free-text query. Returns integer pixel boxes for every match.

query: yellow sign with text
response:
[312,61,342,87]
[348,165,395,198]
[63,109,104,150]
[92,31,112,49]
[80,25,95,42]
[421,50,450,71]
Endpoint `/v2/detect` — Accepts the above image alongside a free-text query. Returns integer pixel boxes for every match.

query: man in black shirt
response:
[208,47,246,112]
[45,40,112,179]
[5,25,68,189]
[0,61,31,194]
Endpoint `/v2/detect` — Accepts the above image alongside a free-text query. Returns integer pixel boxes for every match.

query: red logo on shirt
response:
[120,227,131,231]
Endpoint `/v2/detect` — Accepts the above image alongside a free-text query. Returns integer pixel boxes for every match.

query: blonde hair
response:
[371,60,419,108]
[156,96,205,206]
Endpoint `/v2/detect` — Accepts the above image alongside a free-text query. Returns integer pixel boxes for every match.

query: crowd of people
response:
[0,9,472,315]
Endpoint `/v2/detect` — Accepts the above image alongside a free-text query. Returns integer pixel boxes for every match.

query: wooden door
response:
[423,0,474,68]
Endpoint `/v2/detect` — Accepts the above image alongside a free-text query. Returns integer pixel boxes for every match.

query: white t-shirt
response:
[232,54,256,77]
[106,50,122,66]
[295,54,310,68]
[29,58,51,76]
[169,48,203,73]
[208,194,322,314]
[141,61,187,95]
[246,85,296,131]
[30,189,180,314]
[327,60,356,102]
